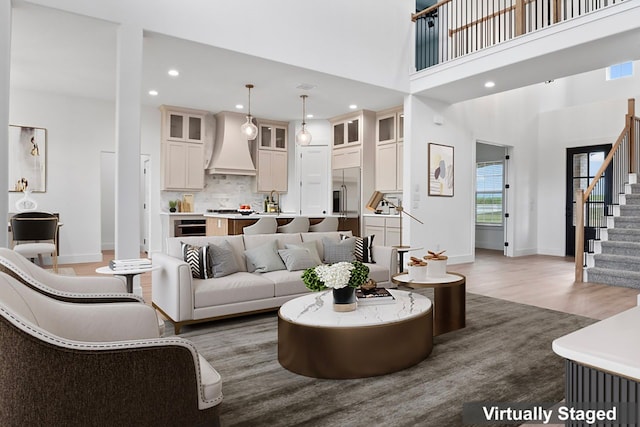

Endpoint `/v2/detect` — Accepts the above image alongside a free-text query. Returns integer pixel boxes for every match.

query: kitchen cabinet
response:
[259,121,287,151]
[363,215,400,246]
[256,149,287,192]
[375,107,404,192]
[332,114,361,148]
[160,105,207,191]
[332,146,361,170]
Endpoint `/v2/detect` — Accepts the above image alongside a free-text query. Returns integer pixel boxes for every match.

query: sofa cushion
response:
[245,240,286,273]
[182,242,213,279]
[285,241,322,266]
[193,272,275,308]
[278,248,319,272]
[322,237,356,264]
[261,270,309,297]
[341,234,375,264]
[300,231,350,261]
[208,240,240,278]
[168,235,247,272]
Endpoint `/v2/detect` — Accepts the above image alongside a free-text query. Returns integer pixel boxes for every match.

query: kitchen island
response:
[204,213,359,236]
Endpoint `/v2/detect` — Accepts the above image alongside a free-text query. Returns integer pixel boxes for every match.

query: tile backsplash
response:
[161,174,266,213]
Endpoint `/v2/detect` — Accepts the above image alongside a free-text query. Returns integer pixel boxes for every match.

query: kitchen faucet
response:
[269,190,280,213]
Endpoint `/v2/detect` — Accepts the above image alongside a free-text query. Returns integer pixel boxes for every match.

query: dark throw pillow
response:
[182,242,213,279]
[342,234,375,264]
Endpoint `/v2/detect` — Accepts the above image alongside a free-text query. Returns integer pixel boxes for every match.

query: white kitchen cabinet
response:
[259,121,287,151]
[332,114,361,148]
[363,215,400,246]
[332,146,361,169]
[160,105,207,191]
[375,107,403,192]
[257,149,287,192]
[256,120,288,192]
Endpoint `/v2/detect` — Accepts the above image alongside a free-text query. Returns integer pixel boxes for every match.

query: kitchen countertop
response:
[361,213,401,218]
[160,212,206,216]
[203,212,344,220]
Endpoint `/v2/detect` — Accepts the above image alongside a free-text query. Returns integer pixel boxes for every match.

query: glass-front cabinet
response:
[375,106,404,192]
[259,122,287,151]
[168,111,204,143]
[332,114,361,148]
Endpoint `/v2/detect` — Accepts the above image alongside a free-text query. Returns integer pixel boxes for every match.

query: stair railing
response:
[575,98,639,282]
[413,0,627,71]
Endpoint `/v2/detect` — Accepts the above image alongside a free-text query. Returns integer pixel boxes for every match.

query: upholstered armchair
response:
[0,270,223,426]
[0,247,128,296]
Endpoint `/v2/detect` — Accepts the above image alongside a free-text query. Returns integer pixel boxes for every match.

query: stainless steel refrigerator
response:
[332,167,361,218]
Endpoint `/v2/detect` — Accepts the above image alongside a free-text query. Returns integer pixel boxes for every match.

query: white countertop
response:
[159,212,206,216]
[278,289,431,327]
[362,213,401,218]
[552,306,640,380]
[203,212,343,219]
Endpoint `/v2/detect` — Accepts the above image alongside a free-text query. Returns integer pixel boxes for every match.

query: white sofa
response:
[152,231,398,333]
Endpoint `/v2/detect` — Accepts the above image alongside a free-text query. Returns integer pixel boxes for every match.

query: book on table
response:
[356,287,395,304]
[109,258,152,271]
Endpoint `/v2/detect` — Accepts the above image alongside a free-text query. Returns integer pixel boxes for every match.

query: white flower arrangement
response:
[313,262,354,289]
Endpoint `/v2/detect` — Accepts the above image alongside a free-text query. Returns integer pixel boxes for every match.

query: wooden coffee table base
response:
[278,309,433,379]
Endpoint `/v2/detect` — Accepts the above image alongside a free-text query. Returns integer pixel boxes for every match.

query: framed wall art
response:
[428,143,454,197]
[8,125,47,192]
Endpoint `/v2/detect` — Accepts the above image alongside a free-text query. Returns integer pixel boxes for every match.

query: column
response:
[114,24,143,294]
[0,1,11,248]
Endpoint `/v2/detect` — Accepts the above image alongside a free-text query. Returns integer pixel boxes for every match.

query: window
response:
[606,62,633,80]
[476,161,503,225]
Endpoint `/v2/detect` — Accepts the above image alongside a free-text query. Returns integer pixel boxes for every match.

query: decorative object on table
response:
[182,194,194,212]
[302,261,370,312]
[361,278,377,290]
[407,256,428,281]
[15,188,38,212]
[355,286,395,305]
[428,143,454,197]
[366,190,424,248]
[424,250,448,278]
[295,94,312,146]
[168,200,178,213]
[240,83,258,140]
[8,125,47,193]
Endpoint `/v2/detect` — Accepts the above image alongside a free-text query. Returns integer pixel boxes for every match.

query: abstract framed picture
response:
[8,125,47,192]
[428,143,454,197]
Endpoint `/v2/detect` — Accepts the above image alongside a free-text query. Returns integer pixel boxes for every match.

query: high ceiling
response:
[10,2,407,122]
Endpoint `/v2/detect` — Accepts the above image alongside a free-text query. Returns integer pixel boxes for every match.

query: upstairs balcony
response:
[414,0,627,70]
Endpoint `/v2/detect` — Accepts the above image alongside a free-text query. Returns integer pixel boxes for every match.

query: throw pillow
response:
[322,237,356,264]
[182,242,213,279]
[285,241,323,266]
[208,240,240,278]
[278,248,321,271]
[244,240,286,273]
[341,234,375,263]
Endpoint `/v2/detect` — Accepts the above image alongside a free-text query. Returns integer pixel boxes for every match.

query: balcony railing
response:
[413,0,627,71]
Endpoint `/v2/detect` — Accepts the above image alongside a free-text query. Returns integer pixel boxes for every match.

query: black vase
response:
[332,287,356,312]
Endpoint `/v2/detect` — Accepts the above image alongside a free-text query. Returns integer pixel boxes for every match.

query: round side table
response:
[392,272,466,336]
[96,264,160,294]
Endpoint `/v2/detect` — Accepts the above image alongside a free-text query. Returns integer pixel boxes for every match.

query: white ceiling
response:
[10,3,407,122]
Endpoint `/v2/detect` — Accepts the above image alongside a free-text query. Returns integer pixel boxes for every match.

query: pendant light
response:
[240,84,258,140]
[295,94,312,146]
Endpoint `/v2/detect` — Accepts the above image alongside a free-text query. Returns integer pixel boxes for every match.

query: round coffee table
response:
[392,272,466,336]
[278,289,433,379]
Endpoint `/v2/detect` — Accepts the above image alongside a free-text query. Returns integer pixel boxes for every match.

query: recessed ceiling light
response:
[349,104,358,109]
[168,69,180,77]
[235,104,244,109]
[306,114,314,119]
[148,90,158,96]
[484,81,495,88]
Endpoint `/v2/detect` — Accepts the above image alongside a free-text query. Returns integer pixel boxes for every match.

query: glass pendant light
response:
[295,94,312,146]
[240,84,258,140]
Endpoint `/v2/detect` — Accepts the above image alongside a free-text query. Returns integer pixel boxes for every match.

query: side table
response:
[396,246,423,273]
[96,264,160,294]
[392,272,465,336]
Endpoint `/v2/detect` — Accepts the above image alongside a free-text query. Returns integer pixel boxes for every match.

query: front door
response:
[565,144,612,256]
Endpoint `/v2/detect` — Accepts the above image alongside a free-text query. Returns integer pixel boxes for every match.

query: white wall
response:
[27,0,414,93]
[9,88,162,263]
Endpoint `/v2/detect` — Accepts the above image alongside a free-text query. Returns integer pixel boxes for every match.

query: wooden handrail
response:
[446,0,535,37]
[582,125,629,202]
[411,0,452,22]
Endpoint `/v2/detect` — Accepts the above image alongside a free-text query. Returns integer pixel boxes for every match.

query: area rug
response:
[165,291,596,427]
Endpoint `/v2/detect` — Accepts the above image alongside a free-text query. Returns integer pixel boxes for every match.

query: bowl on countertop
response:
[238,209,254,215]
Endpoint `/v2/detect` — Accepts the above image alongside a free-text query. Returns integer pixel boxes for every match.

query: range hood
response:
[206,111,257,175]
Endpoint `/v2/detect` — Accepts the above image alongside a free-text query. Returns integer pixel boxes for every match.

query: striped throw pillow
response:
[182,242,213,279]
[341,234,375,264]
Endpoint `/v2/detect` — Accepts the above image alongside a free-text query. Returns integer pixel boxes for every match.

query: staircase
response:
[586,176,640,289]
